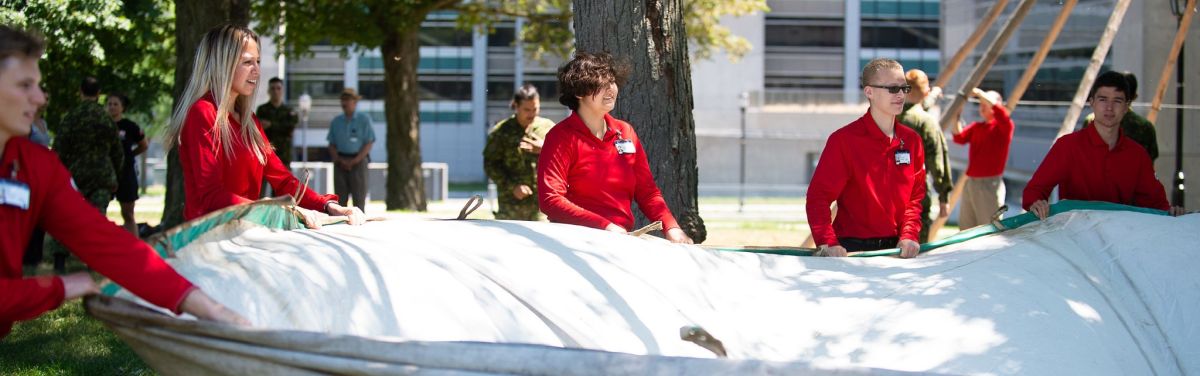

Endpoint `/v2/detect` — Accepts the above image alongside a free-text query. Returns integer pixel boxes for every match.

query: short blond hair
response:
[861,58,902,87]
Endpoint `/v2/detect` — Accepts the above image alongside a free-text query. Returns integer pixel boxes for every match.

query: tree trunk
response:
[572,0,706,242]
[161,0,251,229]
[381,29,427,211]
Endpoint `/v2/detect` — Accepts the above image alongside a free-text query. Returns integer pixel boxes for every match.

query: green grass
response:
[0,302,152,375]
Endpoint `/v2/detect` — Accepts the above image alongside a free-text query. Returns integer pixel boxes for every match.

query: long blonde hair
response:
[163,24,267,163]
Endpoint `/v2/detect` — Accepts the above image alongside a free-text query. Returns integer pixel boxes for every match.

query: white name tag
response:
[895,150,911,165]
[615,139,635,155]
[0,178,31,210]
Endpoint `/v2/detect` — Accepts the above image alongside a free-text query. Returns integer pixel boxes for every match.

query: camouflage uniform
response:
[483,116,555,220]
[899,102,953,242]
[47,99,123,270]
[1083,111,1158,161]
[256,102,300,167]
[51,99,122,210]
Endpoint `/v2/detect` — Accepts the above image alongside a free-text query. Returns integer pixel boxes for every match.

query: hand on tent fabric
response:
[179,289,252,327]
[61,272,100,300]
[326,202,366,225]
[1169,206,1186,217]
[898,239,920,259]
[665,227,694,244]
[296,207,324,229]
[817,245,847,257]
[938,202,950,219]
[1029,200,1050,220]
[605,223,626,233]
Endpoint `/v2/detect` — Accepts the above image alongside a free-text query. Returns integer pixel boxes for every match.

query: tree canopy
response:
[0,0,176,131]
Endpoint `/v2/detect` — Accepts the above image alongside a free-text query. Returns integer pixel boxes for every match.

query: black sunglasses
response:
[866,84,912,94]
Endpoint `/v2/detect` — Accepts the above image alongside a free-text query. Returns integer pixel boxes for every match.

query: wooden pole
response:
[931,0,1010,89]
[939,0,1038,130]
[1147,0,1196,123]
[1057,0,1133,139]
[1007,0,1078,111]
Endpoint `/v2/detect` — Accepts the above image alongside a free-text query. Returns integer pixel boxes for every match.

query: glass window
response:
[419,79,472,101]
[488,26,516,47]
[764,18,844,48]
[861,25,939,49]
[487,80,515,101]
[288,80,344,101]
[419,26,473,47]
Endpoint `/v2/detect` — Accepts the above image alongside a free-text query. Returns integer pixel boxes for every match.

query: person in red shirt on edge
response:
[160,25,365,227]
[951,88,1014,229]
[1024,71,1186,219]
[537,52,692,244]
[0,26,248,339]
[806,58,926,258]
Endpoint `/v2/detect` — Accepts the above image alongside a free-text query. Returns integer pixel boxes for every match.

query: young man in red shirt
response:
[1023,71,1186,219]
[806,58,926,258]
[952,88,1014,229]
[0,26,248,339]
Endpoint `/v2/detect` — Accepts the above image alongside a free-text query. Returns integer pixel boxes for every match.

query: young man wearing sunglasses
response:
[951,88,1013,229]
[806,58,926,258]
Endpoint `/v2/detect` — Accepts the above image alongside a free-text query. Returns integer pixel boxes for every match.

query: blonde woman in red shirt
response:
[0,26,247,338]
[160,25,364,227]
[537,53,692,244]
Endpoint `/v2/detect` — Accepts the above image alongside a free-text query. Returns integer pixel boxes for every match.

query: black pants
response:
[23,227,45,267]
[838,236,900,252]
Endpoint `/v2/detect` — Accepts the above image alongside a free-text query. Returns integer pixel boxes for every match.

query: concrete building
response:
[941,0,1200,209]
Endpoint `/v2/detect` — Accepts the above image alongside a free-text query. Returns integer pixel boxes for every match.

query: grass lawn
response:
[0,302,152,375]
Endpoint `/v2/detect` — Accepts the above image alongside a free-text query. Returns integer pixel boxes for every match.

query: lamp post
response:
[298,93,312,163]
[738,91,749,213]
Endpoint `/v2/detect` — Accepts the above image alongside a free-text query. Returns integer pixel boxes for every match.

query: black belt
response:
[337,152,360,158]
[838,236,900,252]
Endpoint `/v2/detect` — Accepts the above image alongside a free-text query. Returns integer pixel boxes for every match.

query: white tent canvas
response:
[103,208,1199,375]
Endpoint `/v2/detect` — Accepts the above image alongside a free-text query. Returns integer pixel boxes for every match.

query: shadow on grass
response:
[0,301,151,375]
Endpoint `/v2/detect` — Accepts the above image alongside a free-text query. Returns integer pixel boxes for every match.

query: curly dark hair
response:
[1089,71,1131,102]
[557,52,629,111]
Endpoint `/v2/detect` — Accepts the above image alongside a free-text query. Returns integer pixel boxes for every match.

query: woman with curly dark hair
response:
[537,52,692,244]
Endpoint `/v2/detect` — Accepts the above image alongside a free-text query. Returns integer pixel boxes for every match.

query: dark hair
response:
[81,76,101,97]
[108,92,130,108]
[1120,71,1138,101]
[861,58,903,87]
[0,25,45,63]
[513,83,539,105]
[268,77,283,85]
[1089,71,1131,101]
[557,52,629,111]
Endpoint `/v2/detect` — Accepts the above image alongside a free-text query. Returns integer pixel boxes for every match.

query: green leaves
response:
[1,0,176,132]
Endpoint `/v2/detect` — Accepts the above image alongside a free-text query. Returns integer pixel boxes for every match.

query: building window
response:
[487,80,515,101]
[764,18,844,48]
[862,0,940,20]
[288,80,344,101]
[419,26,473,47]
[487,25,516,47]
[861,24,939,49]
[419,79,472,101]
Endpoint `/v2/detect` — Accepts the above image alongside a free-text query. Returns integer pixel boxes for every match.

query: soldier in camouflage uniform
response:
[898,69,953,242]
[1083,72,1158,161]
[46,77,123,272]
[256,77,299,167]
[483,84,556,220]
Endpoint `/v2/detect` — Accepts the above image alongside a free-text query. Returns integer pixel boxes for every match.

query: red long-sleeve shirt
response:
[179,95,336,220]
[953,104,1014,177]
[537,112,680,232]
[806,111,926,247]
[1022,125,1169,211]
[1,137,195,338]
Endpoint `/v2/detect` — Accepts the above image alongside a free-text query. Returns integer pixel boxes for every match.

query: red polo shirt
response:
[179,95,336,220]
[953,104,1014,177]
[806,110,926,247]
[537,112,680,232]
[1,137,195,338]
[1022,125,1169,211]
